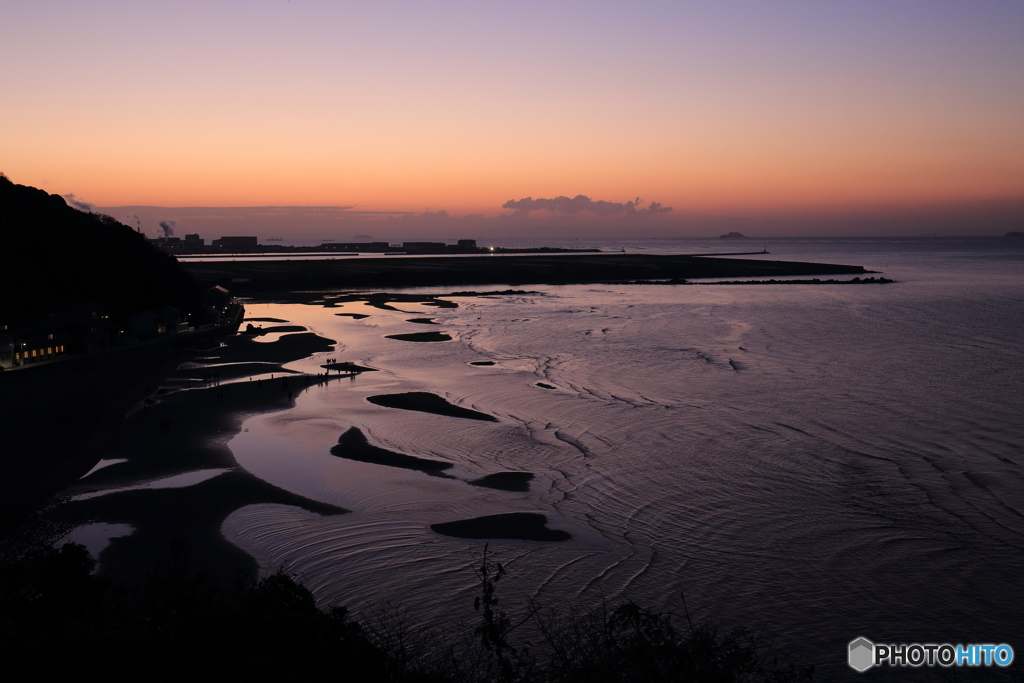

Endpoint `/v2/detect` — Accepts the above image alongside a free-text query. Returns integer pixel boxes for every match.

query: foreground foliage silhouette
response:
[1,508,814,682]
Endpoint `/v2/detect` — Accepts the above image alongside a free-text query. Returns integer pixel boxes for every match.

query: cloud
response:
[159,220,176,237]
[502,195,672,217]
[391,209,458,222]
[62,193,95,212]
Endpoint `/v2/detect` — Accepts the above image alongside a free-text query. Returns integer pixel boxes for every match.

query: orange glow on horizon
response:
[4,3,1022,234]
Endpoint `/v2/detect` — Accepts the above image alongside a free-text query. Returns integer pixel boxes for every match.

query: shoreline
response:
[26,297,567,585]
[44,329,351,584]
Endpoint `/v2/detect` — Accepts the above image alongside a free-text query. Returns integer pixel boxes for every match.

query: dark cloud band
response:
[503,195,671,217]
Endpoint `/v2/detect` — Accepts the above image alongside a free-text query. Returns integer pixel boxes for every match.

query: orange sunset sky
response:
[2,1,1023,238]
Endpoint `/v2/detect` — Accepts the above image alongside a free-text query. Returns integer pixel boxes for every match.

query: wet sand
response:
[57,468,345,584]
[21,299,548,587]
[329,426,454,477]
[430,513,570,542]
[170,361,300,385]
[367,392,497,422]
[50,328,350,584]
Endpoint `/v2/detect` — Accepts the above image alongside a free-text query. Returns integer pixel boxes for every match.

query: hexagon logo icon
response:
[849,637,874,672]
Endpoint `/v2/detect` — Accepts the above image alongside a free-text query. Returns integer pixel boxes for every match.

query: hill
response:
[0,174,202,327]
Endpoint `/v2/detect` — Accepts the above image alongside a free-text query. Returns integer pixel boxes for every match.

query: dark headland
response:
[0,176,243,512]
[181,252,871,292]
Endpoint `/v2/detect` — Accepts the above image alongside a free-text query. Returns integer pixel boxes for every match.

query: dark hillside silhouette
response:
[0,174,202,327]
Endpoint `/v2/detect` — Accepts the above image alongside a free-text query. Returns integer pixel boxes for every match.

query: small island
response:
[720,231,747,239]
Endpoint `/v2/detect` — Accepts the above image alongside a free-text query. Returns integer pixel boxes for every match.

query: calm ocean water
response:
[202,237,1022,678]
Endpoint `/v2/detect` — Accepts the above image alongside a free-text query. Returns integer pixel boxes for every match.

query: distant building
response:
[457,239,477,249]
[402,242,447,253]
[212,236,258,251]
[321,242,391,252]
[184,233,205,249]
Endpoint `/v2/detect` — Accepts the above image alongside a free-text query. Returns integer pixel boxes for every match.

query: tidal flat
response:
[17,239,1024,680]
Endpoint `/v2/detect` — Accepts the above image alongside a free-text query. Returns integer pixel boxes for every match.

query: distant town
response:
[148,236,600,256]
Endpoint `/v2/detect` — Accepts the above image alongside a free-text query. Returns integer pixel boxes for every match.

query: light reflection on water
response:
[73,469,232,501]
[79,458,128,479]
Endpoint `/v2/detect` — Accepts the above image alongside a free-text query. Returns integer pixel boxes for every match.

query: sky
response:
[2,1,1023,238]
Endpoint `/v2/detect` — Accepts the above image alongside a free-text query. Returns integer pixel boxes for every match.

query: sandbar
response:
[172,362,299,384]
[366,392,497,422]
[469,472,533,492]
[196,331,335,364]
[330,427,453,477]
[321,362,377,374]
[321,292,461,310]
[385,331,452,342]
[430,513,570,542]
[182,254,871,293]
[260,325,307,333]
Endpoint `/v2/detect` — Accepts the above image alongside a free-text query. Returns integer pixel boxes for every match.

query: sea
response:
[98,237,1024,678]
